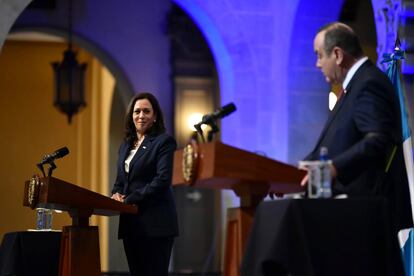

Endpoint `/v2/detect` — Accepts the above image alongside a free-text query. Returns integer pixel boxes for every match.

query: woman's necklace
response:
[134,135,145,149]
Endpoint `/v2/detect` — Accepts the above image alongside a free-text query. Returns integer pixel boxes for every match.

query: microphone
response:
[39,147,70,165]
[194,103,237,128]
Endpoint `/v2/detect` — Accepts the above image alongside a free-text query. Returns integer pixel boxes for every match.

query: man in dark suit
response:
[305,22,412,231]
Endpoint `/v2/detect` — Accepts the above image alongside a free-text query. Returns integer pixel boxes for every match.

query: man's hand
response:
[331,163,337,178]
[300,174,309,187]
[300,163,337,187]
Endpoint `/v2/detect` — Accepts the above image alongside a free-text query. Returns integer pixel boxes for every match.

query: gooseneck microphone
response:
[194,103,236,129]
[194,103,237,142]
[37,147,70,177]
[39,147,70,165]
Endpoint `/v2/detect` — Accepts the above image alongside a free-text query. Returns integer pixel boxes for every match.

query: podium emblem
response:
[28,176,41,209]
[182,139,199,184]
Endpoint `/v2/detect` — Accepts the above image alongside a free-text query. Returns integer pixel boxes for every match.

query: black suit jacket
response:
[112,132,179,238]
[306,60,413,230]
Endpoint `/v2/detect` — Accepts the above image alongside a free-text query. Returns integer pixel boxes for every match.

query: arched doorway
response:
[168,4,221,273]
[0,0,174,272]
[0,27,122,271]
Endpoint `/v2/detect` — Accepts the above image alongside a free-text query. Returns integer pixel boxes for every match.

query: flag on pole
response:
[382,43,414,276]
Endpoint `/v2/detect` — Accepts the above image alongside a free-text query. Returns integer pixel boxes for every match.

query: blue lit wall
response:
[173,0,300,161]
[173,0,345,164]
[287,0,345,163]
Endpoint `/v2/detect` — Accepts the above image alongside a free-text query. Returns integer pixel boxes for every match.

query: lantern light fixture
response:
[51,0,87,124]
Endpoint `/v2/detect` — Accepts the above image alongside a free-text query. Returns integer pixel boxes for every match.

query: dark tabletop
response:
[241,198,405,276]
[0,231,61,276]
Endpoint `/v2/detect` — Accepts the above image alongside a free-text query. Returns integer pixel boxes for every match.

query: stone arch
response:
[0,0,31,51]
[171,0,238,144]
[170,1,296,159]
[9,25,135,104]
[1,7,135,271]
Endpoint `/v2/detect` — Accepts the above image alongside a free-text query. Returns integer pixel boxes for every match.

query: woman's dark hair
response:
[124,92,166,144]
[318,22,363,58]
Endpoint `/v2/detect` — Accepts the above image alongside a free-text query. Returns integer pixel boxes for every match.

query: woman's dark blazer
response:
[112,132,179,238]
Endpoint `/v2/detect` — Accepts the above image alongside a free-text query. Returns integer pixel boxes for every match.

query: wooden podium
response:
[23,177,138,276]
[173,142,305,276]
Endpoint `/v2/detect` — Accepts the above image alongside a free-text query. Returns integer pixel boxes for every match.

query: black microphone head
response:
[54,147,69,159]
[198,103,237,126]
[217,103,236,119]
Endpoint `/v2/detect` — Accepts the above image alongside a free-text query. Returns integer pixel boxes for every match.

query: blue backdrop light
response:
[173,0,360,165]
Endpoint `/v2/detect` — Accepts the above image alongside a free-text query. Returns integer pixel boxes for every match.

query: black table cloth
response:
[241,198,405,276]
[0,231,61,276]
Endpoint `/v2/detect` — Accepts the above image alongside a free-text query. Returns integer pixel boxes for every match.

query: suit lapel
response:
[310,60,371,156]
[128,135,154,172]
[313,89,348,149]
[312,62,365,150]
[119,143,131,193]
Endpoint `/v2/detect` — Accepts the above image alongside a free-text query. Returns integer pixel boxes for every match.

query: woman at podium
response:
[111,92,179,276]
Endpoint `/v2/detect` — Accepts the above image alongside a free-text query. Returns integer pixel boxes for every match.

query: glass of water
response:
[36,208,53,230]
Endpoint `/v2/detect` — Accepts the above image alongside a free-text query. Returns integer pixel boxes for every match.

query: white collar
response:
[342,56,368,92]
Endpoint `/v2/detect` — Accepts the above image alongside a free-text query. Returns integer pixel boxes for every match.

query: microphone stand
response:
[207,121,219,142]
[47,160,57,177]
[36,160,57,178]
[195,120,221,142]
[194,124,206,143]
[37,163,46,178]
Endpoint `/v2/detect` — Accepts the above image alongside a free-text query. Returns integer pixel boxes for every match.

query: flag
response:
[382,44,414,276]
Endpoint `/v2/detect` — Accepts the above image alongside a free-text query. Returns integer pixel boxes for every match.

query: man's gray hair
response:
[318,22,364,58]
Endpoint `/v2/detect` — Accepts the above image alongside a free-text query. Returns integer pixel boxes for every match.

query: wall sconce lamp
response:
[51,0,87,124]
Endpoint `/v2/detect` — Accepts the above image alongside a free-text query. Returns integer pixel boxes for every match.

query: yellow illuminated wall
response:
[0,40,115,270]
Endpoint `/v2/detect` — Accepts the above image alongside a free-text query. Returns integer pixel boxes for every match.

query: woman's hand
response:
[111,192,125,202]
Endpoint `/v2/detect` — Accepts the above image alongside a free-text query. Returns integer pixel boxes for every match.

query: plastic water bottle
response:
[319,147,332,198]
